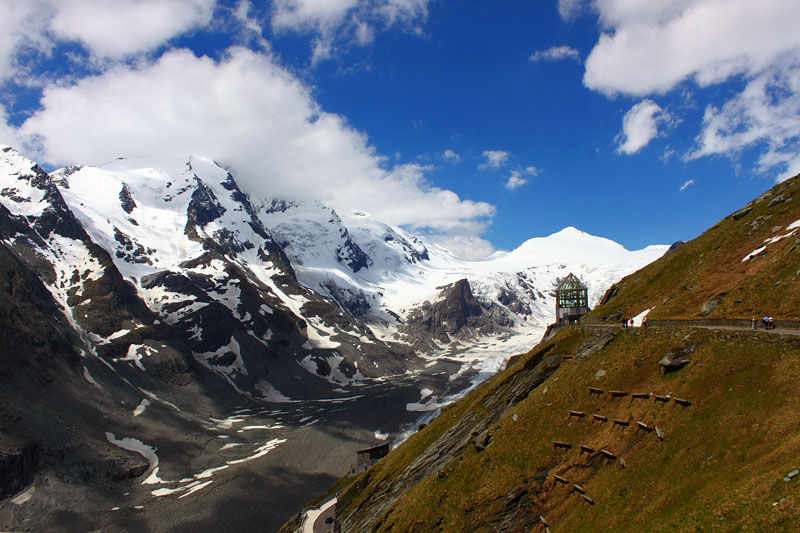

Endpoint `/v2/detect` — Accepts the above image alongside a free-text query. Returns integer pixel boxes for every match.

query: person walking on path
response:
[752,316,757,330]
[642,316,647,329]
[629,318,634,328]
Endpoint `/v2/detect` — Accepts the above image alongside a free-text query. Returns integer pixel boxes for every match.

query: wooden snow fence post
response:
[631,392,651,400]
[553,441,572,451]
[579,444,595,455]
[610,390,628,398]
[568,410,586,419]
[618,456,627,469]
[539,515,551,532]
[572,484,586,494]
[612,418,630,429]
[600,449,616,460]
[588,387,604,396]
[673,397,691,408]
[592,414,608,423]
[582,494,596,505]
[654,394,670,404]
[655,426,665,441]
[636,421,653,433]
[553,474,570,485]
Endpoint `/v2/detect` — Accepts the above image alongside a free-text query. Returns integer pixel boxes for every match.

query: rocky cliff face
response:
[400,279,513,348]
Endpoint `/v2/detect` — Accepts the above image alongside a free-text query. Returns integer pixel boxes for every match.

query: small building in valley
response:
[352,442,390,474]
[555,273,589,324]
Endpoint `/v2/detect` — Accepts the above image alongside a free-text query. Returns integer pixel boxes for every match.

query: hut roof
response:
[556,273,587,291]
[356,442,390,454]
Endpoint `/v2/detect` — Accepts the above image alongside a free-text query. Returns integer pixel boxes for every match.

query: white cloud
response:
[480,150,509,169]
[354,19,374,45]
[0,1,53,84]
[48,0,216,58]
[0,104,22,148]
[12,47,494,236]
[583,0,800,180]
[505,173,527,191]
[616,100,670,155]
[679,179,694,191]
[426,233,496,261]
[0,0,216,84]
[271,0,429,62]
[0,0,216,79]
[529,45,580,62]
[584,0,800,96]
[233,0,269,46]
[442,149,460,162]
[504,166,539,191]
[689,62,800,182]
[557,0,585,21]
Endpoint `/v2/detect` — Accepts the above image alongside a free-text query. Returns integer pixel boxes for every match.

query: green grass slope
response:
[328,175,800,532]
[338,326,800,531]
[590,175,800,322]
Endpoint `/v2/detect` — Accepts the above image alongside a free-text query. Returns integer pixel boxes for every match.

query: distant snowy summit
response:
[0,146,667,400]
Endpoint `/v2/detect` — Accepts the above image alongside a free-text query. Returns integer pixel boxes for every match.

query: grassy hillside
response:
[333,326,799,531]
[327,175,800,532]
[590,176,800,322]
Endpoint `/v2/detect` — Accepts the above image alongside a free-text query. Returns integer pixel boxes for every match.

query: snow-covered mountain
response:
[0,146,667,400]
[262,200,667,355]
[0,145,668,530]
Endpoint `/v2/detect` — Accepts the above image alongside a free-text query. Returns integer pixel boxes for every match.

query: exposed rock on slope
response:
[400,279,513,347]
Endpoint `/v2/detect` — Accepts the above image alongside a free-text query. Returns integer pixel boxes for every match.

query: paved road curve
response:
[301,497,336,533]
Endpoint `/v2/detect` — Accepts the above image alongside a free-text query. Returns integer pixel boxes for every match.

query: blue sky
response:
[1,0,799,259]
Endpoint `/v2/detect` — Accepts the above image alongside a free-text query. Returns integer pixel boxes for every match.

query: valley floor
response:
[0,355,503,532]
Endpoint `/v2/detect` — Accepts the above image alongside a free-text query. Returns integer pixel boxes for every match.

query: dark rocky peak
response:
[402,279,483,344]
[263,199,298,214]
[51,165,82,188]
[384,230,430,263]
[220,172,250,210]
[0,149,57,200]
[496,287,532,316]
[118,183,136,214]
[318,280,371,317]
[185,176,226,235]
[440,278,483,322]
[400,278,514,347]
[113,226,154,265]
[0,151,85,242]
[218,171,273,241]
[336,234,372,273]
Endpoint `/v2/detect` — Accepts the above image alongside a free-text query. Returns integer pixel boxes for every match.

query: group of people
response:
[621,316,647,329]
[752,316,776,329]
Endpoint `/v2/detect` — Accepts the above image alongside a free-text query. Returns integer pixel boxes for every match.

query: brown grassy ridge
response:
[337,325,800,531]
[589,174,800,322]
